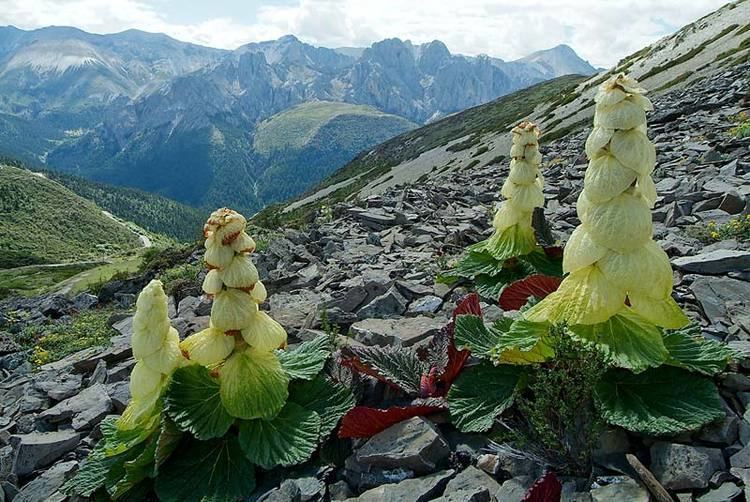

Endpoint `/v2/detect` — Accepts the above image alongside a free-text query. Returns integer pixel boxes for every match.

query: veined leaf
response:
[569,309,668,373]
[447,362,523,432]
[155,437,256,502]
[663,324,737,375]
[338,403,445,438]
[277,336,330,380]
[219,347,289,420]
[289,375,356,438]
[498,275,562,311]
[523,471,562,502]
[454,314,500,358]
[341,345,426,395]
[594,366,724,436]
[521,247,564,277]
[238,402,321,469]
[474,261,537,301]
[454,250,506,278]
[491,319,554,365]
[164,365,234,440]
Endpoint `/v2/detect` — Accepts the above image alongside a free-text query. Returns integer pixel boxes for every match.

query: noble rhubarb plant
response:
[66,208,354,502]
[446,74,736,470]
[447,121,562,300]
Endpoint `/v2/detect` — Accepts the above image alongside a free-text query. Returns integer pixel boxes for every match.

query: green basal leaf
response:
[165,365,234,440]
[289,375,356,438]
[454,314,500,358]
[101,414,160,457]
[277,336,330,380]
[473,261,537,301]
[594,366,724,436]
[154,417,182,473]
[238,402,321,469]
[521,248,563,277]
[491,319,554,365]
[569,309,668,373]
[110,434,158,499]
[663,323,737,375]
[447,362,523,432]
[485,224,537,261]
[219,347,289,420]
[155,437,256,502]
[454,250,506,278]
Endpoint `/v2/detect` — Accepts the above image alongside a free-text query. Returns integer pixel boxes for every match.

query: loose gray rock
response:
[494,476,533,502]
[349,316,445,347]
[36,383,112,431]
[356,286,408,319]
[355,417,450,474]
[673,249,750,274]
[10,431,80,476]
[14,460,77,502]
[346,470,454,502]
[695,481,742,502]
[439,466,500,502]
[650,442,725,490]
[590,477,648,502]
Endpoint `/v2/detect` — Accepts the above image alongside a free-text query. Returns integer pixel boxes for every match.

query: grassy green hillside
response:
[45,170,205,242]
[253,74,586,228]
[0,164,141,268]
[253,101,416,154]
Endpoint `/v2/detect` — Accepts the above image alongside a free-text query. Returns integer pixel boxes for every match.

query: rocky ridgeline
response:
[1,63,750,501]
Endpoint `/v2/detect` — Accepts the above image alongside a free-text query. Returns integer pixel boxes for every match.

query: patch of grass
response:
[542,118,589,144]
[465,159,481,170]
[0,262,98,299]
[447,134,481,152]
[484,155,506,167]
[685,215,750,243]
[730,111,750,138]
[639,24,740,81]
[67,254,146,296]
[19,309,119,367]
[652,71,693,93]
[158,262,201,297]
[472,145,490,157]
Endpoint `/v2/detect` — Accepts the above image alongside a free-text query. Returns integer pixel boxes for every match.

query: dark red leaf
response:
[499,275,562,311]
[337,404,445,438]
[443,340,470,387]
[420,367,439,397]
[453,293,482,321]
[543,246,564,259]
[522,471,562,502]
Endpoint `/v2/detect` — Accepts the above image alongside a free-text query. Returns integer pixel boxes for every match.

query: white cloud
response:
[0,0,727,67]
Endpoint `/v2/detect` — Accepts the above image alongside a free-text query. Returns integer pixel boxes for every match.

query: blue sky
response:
[0,0,728,67]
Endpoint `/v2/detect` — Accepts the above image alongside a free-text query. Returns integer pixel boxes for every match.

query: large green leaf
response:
[110,434,158,499]
[101,414,159,457]
[454,314,500,358]
[663,324,737,375]
[594,366,725,436]
[454,250,506,278]
[219,347,289,420]
[277,336,330,380]
[473,261,536,300]
[491,319,554,365]
[289,375,356,438]
[165,365,234,440]
[447,362,523,432]
[238,402,321,469]
[569,310,668,373]
[155,437,256,502]
[521,248,563,277]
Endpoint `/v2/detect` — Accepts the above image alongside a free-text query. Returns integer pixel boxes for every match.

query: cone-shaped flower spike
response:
[485,121,544,260]
[181,208,289,419]
[525,73,688,328]
[118,280,182,430]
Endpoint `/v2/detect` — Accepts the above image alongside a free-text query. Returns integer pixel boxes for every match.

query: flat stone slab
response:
[10,431,80,476]
[673,249,750,274]
[350,316,446,347]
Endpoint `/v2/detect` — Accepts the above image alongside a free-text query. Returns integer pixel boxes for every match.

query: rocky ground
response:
[1,63,749,501]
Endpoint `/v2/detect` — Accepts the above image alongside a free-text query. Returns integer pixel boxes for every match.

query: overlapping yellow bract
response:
[486,121,544,258]
[526,73,688,329]
[119,280,182,430]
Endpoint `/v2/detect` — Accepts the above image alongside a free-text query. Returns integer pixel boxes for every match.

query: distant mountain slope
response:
[0,26,595,214]
[44,170,205,242]
[0,164,141,268]
[262,0,749,226]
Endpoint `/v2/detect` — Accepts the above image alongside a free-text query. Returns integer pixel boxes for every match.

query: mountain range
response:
[0,26,596,213]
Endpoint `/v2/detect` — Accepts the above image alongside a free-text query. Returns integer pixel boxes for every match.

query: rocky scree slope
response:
[277,0,750,220]
[0,61,749,501]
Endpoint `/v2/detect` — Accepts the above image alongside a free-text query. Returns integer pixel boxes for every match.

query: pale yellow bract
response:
[525,73,688,329]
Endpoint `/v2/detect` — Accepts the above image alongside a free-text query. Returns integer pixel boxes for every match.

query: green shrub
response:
[685,215,750,242]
